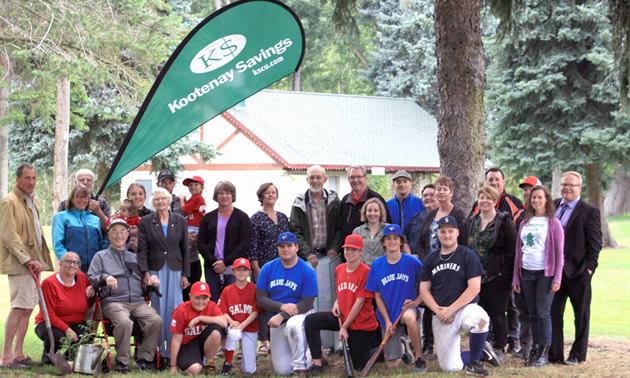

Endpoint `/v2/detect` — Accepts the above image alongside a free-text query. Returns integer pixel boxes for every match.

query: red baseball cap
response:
[519,176,542,188]
[233,258,251,271]
[342,234,363,249]
[183,176,205,187]
[190,281,211,298]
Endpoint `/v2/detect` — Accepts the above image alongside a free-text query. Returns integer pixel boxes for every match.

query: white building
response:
[121,89,440,216]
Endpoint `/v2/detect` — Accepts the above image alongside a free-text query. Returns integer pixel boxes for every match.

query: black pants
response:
[182,259,202,300]
[478,276,512,349]
[507,290,520,340]
[304,311,380,371]
[422,306,433,345]
[550,271,592,362]
[35,322,88,363]
[515,291,531,350]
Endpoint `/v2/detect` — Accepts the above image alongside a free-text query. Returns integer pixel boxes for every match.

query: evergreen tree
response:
[361,0,438,115]
[487,0,629,246]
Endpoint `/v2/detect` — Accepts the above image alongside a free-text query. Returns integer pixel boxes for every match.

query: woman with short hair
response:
[137,187,190,362]
[198,181,252,302]
[460,185,517,363]
[34,252,95,365]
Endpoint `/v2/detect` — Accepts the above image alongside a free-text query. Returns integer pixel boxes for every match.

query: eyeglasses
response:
[560,184,580,188]
[154,197,169,202]
[77,178,93,183]
[349,175,366,180]
[109,230,128,235]
[61,260,80,266]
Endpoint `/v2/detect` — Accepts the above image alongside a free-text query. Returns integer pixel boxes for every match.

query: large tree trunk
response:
[584,162,617,248]
[604,166,630,216]
[0,51,9,199]
[53,77,70,211]
[434,0,486,210]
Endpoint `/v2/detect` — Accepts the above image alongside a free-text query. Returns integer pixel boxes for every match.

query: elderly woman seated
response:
[34,252,95,365]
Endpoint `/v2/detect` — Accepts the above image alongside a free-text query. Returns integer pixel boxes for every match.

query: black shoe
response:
[307,364,324,376]
[530,345,550,368]
[137,358,154,371]
[513,346,529,360]
[507,337,520,354]
[413,358,427,373]
[494,347,506,364]
[401,336,414,365]
[465,360,489,376]
[563,356,578,365]
[481,341,500,366]
[221,361,233,375]
[525,346,538,367]
[115,361,129,374]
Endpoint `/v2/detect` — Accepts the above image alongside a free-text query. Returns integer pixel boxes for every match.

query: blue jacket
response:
[387,195,424,229]
[52,208,108,272]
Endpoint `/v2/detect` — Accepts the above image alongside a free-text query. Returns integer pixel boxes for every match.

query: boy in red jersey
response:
[217,258,260,375]
[170,281,227,375]
[304,234,380,375]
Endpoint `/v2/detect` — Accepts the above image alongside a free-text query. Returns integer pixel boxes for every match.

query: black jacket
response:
[459,211,517,279]
[137,211,190,277]
[415,206,466,262]
[553,198,602,279]
[198,208,252,268]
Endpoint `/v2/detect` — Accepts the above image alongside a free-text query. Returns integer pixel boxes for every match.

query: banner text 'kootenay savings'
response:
[168,38,293,114]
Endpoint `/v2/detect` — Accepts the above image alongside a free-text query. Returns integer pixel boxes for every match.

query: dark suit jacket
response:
[137,211,190,277]
[198,207,252,268]
[553,198,602,279]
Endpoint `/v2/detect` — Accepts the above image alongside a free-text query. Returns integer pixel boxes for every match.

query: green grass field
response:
[1,218,629,376]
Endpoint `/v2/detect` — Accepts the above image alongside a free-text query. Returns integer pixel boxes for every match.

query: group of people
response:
[0,163,601,376]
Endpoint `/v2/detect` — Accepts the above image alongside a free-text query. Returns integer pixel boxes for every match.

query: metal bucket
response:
[73,344,104,374]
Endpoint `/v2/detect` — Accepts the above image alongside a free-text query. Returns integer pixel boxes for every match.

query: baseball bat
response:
[339,317,354,377]
[359,310,405,377]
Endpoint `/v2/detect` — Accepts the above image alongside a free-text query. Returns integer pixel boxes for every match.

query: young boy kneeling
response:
[218,258,260,375]
[170,281,227,375]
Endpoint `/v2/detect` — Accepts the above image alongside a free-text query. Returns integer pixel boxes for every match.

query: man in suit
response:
[550,171,602,365]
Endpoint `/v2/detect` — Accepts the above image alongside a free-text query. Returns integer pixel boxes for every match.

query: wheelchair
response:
[91,285,162,372]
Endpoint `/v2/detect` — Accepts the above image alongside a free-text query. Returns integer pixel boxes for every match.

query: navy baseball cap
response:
[277,232,298,244]
[438,216,458,229]
[383,224,403,236]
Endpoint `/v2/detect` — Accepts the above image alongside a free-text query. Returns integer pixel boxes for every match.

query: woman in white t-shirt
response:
[512,185,564,368]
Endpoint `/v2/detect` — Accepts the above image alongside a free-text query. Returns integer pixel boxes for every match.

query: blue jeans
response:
[520,269,555,345]
[204,265,236,303]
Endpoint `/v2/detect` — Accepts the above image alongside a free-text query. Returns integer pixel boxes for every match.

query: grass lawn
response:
[0,219,629,376]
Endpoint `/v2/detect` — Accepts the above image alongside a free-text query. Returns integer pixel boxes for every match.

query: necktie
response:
[557,203,567,221]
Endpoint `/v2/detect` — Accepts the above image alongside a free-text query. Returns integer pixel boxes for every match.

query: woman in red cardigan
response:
[34,252,95,365]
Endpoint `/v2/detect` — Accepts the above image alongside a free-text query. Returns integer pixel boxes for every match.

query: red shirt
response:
[182,194,206,227]
[217,282,261,333]
[335,262,378,331]
[170,300,223,345]
[35,272,92,332]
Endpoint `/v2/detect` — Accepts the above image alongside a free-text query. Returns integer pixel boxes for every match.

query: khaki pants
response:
[102,302,162,365]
